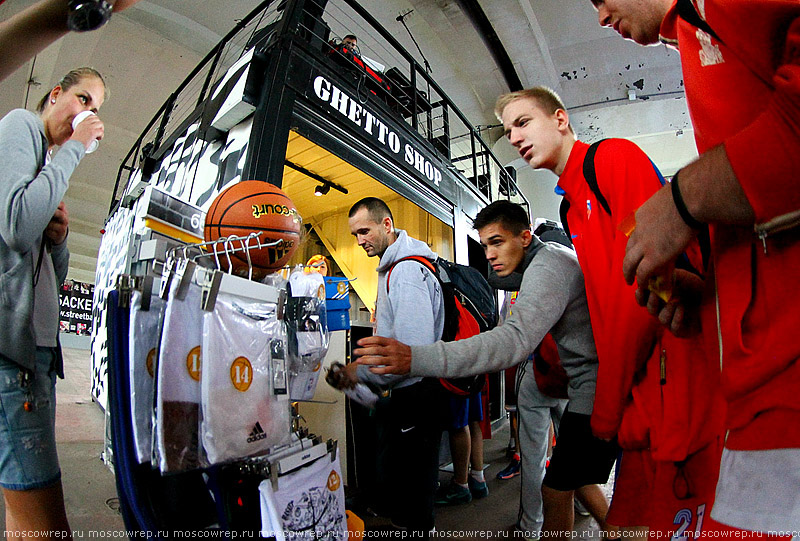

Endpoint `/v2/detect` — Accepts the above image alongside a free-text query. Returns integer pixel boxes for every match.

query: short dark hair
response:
[349,197,393,224]
[473,200,530,235]
[37,67,106,113]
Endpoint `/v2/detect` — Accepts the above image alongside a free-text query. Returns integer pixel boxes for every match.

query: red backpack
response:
[531,333,569,399]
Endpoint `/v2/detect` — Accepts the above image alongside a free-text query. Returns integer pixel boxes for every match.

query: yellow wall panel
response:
[310,196,453,313]
[281,132,455,313]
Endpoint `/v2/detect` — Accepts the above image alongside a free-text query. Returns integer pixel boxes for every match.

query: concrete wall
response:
[491,96,700,224]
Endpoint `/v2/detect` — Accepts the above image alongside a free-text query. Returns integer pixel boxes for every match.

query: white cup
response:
[71,110,99,154]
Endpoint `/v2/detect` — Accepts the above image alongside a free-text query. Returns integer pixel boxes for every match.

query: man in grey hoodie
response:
[337,196,444,537]
[355,200,617,537]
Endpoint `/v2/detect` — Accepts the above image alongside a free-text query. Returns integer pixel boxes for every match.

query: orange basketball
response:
[204,181,302,272]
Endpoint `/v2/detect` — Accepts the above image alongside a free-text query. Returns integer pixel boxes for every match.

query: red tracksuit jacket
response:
[661,0,800,450]
[558,139,724,461]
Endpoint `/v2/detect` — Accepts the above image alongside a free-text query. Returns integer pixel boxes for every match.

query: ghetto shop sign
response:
[310,75,443,188]
[59,280,94,335]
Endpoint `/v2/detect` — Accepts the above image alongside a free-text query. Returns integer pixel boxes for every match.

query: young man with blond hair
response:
[492,86,724,537]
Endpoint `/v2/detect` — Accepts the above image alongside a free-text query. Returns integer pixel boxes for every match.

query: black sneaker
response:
[468,476,489,499]
[496,458,521,480]
[434,481,472,505]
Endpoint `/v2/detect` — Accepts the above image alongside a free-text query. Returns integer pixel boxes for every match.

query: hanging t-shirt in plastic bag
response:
[129,289,165,464]
[201,286,292,465]
[259,447,347,541]
[286,267,329,401]
[156,273,203,473]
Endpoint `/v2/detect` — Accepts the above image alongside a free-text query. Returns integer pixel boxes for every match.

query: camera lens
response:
[67,0,113,32]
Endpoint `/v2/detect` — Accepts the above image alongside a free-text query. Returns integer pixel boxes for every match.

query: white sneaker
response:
[574,499,591,517]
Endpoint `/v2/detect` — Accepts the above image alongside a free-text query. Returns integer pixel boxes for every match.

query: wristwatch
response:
[66,0,113,32]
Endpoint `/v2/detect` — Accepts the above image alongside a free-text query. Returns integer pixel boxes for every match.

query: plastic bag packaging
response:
[155,274,203,473]
[286,267,329,401]
[201,288,292,465]
[129,289,166,464]
[259,446,347,541]
[261,271,288,291]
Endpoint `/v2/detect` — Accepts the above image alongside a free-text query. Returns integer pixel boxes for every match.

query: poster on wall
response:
[59,280,94,336]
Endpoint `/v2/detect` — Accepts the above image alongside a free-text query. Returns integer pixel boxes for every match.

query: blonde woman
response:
[0,67,106,537]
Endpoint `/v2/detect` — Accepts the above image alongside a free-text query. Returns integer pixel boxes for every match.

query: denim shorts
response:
[0,348,61,490]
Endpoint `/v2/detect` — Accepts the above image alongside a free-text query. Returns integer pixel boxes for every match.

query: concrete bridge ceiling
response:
[0,0,690,283]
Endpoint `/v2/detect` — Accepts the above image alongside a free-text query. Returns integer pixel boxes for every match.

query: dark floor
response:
[358,430,609,538]
[0,347,610,539]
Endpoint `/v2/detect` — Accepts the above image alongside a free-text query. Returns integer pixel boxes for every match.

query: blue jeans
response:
[0,348,61,490]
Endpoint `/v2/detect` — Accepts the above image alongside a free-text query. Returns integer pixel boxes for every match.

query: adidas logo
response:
[247,422,267,443]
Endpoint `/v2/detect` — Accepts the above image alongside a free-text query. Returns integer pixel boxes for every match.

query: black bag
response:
[387,256,497,396]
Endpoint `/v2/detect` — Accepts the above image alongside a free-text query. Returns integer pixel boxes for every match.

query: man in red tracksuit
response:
[588,0,800,531]
[494,86,725,537]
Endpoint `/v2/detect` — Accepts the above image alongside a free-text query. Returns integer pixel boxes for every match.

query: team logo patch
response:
[587,200,592,220]
[186,346,202,382]
[697,29,723,66]
[146,348,156,378]
[247,421,267,443]
[327,470,341,492]
[230,356,253,392]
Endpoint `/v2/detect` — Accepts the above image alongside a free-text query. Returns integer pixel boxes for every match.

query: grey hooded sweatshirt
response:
[410,237,598,415]
[0,109,84,372]
[356,229,445,390]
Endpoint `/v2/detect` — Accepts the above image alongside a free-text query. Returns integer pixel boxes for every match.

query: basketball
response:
[204,181,302,273]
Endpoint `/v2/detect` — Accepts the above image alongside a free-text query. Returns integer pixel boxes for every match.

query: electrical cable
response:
[23,54,38,110]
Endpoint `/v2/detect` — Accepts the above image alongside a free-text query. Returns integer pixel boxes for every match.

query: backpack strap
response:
[581,140,671,215]
[582,140,611,215]
[675,0,722,43]
[559,139,608,243]
[386,256,437,294]
[567,140,711,274]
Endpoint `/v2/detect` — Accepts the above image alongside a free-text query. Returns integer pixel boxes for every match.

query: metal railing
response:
[111,0,526,214]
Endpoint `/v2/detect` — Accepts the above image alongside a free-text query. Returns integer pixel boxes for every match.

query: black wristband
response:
[671,170,703,230]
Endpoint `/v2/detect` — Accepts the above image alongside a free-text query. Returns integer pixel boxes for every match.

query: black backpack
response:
[387,256,497,396]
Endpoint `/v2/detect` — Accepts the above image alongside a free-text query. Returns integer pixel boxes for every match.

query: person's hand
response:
[46,202,69,245]
[354,336,412,375]
[326,362,359,390]
[636,268,704,337]
[336,363,359,390]
[622,182,696,289]
[70,113,104,152]
[112,0,144,12]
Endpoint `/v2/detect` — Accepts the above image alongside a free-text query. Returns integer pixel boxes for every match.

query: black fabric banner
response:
[59,280,94,335]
